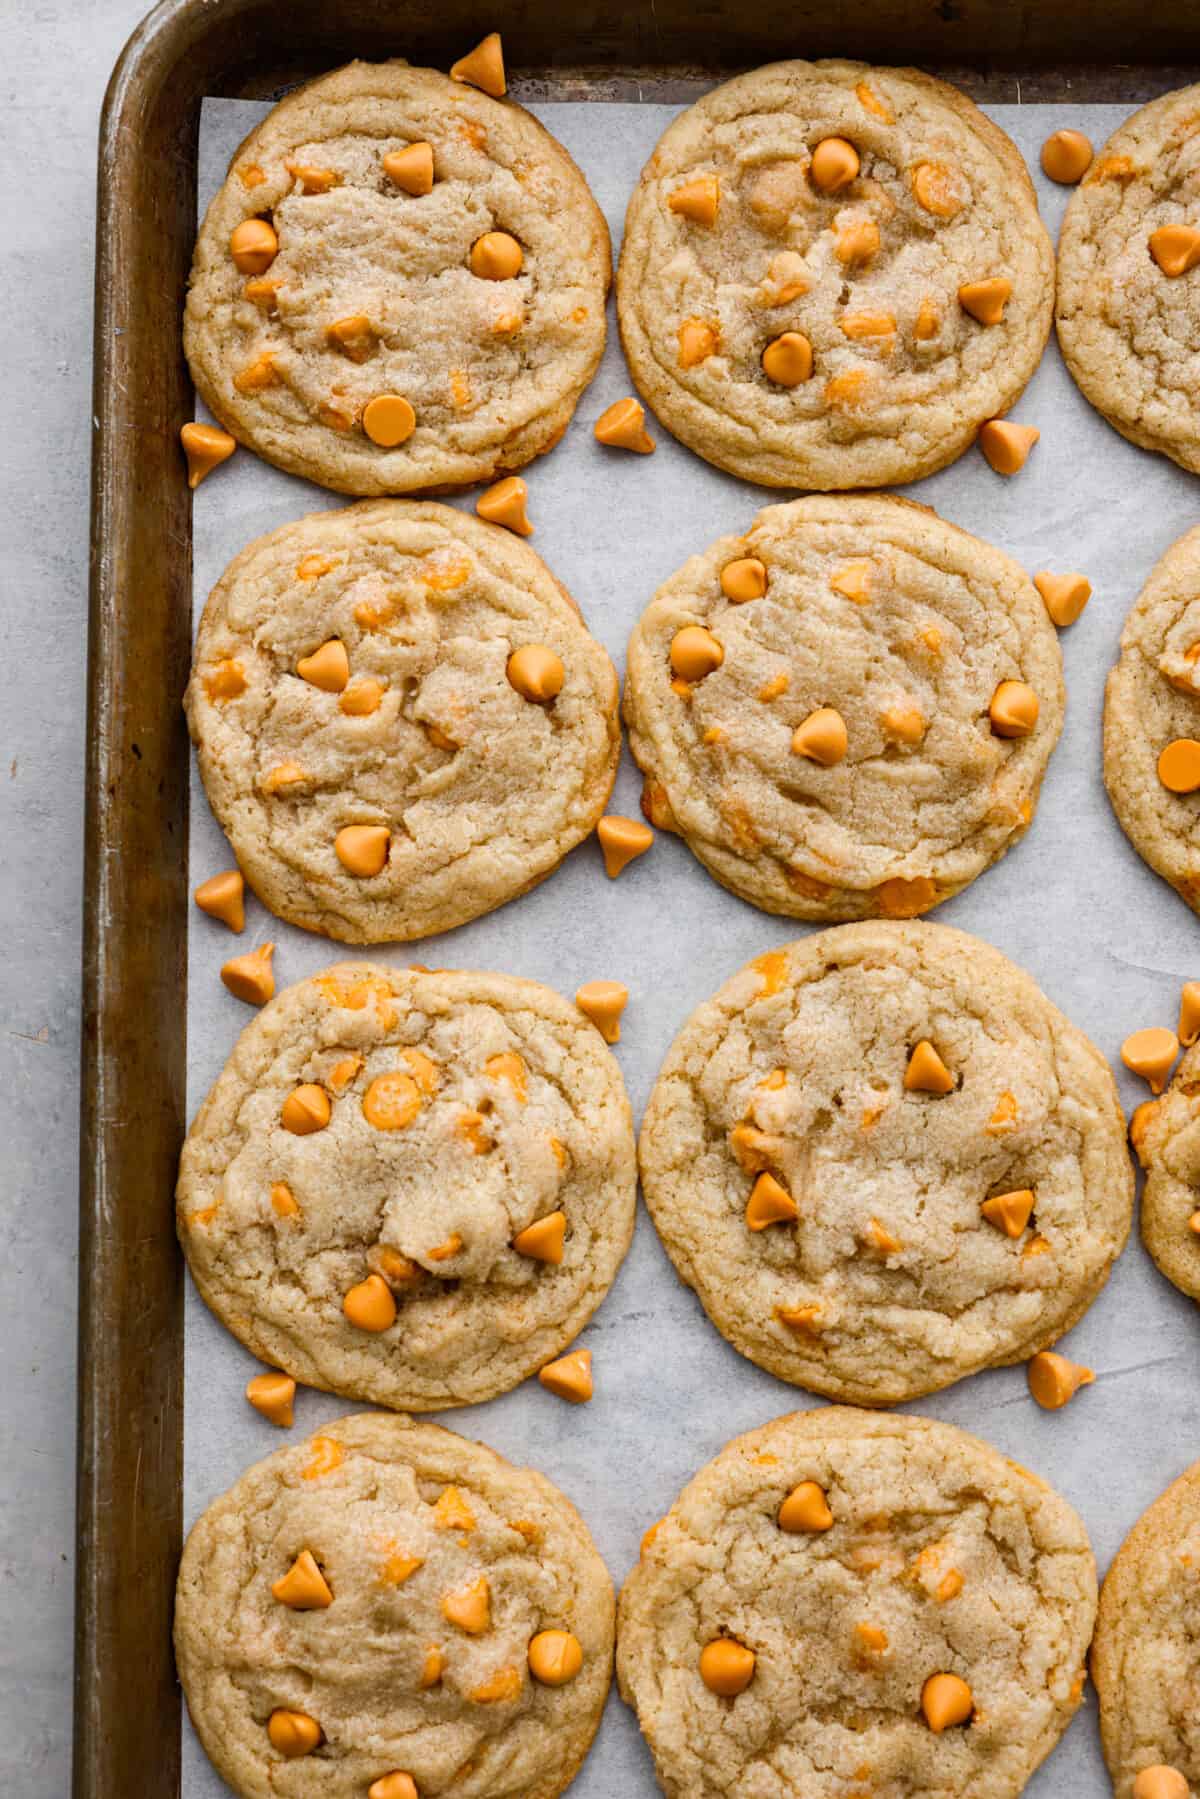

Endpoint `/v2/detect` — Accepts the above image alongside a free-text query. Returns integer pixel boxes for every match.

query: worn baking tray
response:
[82,2,1200,1795]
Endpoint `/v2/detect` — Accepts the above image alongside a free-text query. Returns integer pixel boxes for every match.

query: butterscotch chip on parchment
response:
[616,59,1053,488]
[175,1412,613,1799]
[185,59,609,494]
[618,1408,1095,1799]
[176,964,636,1410]
[622,494,1063,922]
[636,921,1131,1405]
[185,500,619,944]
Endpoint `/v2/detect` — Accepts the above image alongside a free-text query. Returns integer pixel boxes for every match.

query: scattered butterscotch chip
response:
[335,824,391,878]
[1040,129,1093,184]
[670,625,724,681]
[229,217,278,274]
[297,638,349,692]
[792,707,848,766]
[575,979,628,1044]
[958,276,1012,325]
[989,680,1039,738]
[762,331,813,386]
[1121,1026,1179,1093]
[272,1549,333,1610]
[383,141,434,194]
[1149,224,1200,278]
[512,1210,566,1264]
[344,1272,397,1333]
[528,1629,584,1685]
[267,1709,322,1758]
[810,137,860,192]
[506,643,564,702]
[470,230,523,281]
[476,475,532,536]
[981,1187,1035,1238]
[362,1072,422,1131]
[597,814,654,878]
[669,174,720,224]
[369,1774,419,1799]
[904,1040,954,1094]
[362,394,416,447]
[745,1172,799,1231]
[721,557,768,603]
[778,1480,833,1532]
[220,941,275,1007]
[1034,570,1091,627]
[194,869,245,933]
[340,678,385,716]
[593,396,655,453]
[245,1370,295,1426]
[181,421,236,488]
[1132,1770,1190,1799]
[1027,1349,1094,1410]
[979,419,1039,474]
[1179,981,1200,1047]
[1158,738,1200,793]
[921,1672,973,1731]
[539,1347,593,1403]
[699,1638,755,1696]
[281,1083,331,1135]
[450,31,506,97]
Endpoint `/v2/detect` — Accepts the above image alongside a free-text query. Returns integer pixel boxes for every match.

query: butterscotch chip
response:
[921,1672,973,1731]
[1034,570,1092,627]
[668,175,719,224]
[383,141,434,194]
[575,980,628,1044]
[1122,1026,1180,1094]
[220,942,276,1007]
[181,421,236,488]
[593,396,655,453]
[539,1347,592,1403]
[450,31,506,97]
[596,815,653,878]
[1027,1349,1094,1410]
[1040,128,1093,184]
[476,474,532,536]
[699,1638,755,1695]
[506,643,564,702]
[245,1370,296,1426]
[195,869,245,932]
[978,419,1039,474]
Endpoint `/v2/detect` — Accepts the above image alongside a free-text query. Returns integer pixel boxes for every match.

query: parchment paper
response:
[186,94,1200,1797]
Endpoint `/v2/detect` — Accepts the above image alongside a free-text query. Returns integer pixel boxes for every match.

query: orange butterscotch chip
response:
[1179,981,1200,1047]
[669,175,719,224]
[921,1673,973,1731]
[205,658,246,701]
[905,1040,953,1094]
[810,136,860,192]
[340,679,385,716]
[1040,129,1093,184]
[472,1666,523,1703]
[442,1576,491,1634]
[383,141,434,194]
[362,394,416,447]
[297,638,349,692]
[267,1709,322,1757]
[1132,1771,1190,1799]
[221,941,275,1007]
[344,1273,397,1334]
[230,217,278,274]
[181,421,236,488]
[594,396,655,453]
[699,1638,755,1696]
[989,681,1039,738]
[281,1084,331,1135]
[597,814,654,878]
[981,1188,1035,1238]
[958,276,1012,325]
[476,475,532,536]
[575,980,628,1044]
[369,1775,419,1799]
[1027,1349,1094,1410]
[678,318,719,368]
[670,625,724,681]
[721,557,768,602]
[272,1550,333,1610]
[233,351,278,394]
[539,1347,592,1403]
[836,218,880,266]
[1158,738,1200,793]
[528,1629,584,1685]
[246,1371,295,1426]
[911,161,962,217]
[512,1210,566,1264]
[979,419,1039,475]
[778,1480,833,1532]
[762,331,813,386]
[792,707,847,766]
[1034,571,1092,628]
[745,1172,798,1231]
[195,869,245,933]
[450,31,505,96]
[1150,225,1200,278]
[336,824,390,878]
[470,230,523,280]
[507,643,564,702]
[363,1072,422,1131]
[432,1485,476,1532]
[1122,1026,1179,1094]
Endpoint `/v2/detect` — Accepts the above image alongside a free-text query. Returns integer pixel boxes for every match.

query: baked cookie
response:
[624,494,1063,922]
[1105,525,1200,916]
[1057,84,1200,475]
[1130,1039,1200,1302]
[185,60,609,494]
[617,59,1053,489]
[184,501,620,943]
[618,1407,1096,1799]
[176,1411,613,1799]
[177,963,636,1409]
[1093,1459,1200,1798]
[638,921,1131,1405]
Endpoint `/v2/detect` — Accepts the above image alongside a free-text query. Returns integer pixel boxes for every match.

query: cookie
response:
[1093,1459,1200,1798]
[617,1406,1095,1799]
[1057,85,1200,475]
[175,1411,613,1799]
[1130,1038,1200,1303]
[638,920,1131,1405]
[176,963,636,1409]
[1104,525,1200,917]
[184,501,620,943]
[185,60,609,494]
[624,494,1064,922]
[616,59,1053,489]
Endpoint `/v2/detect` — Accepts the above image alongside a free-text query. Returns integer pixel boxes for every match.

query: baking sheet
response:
[186,93,1200,1796]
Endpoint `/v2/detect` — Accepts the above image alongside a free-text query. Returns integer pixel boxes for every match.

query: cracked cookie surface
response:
[617,1407,1095,1799]
[637,921,1131,1404]
[1057,84,1200,475]
[185,500,620,944]
[1130,1039,1200,1302]
[1104,524,1200,917]
[176,964,636,1409]
[623,495,1063,922]
[616,59,1053,489]
[1093,1458,1200,1798]
[175,1412,613,1799]
[185,60,609,494]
